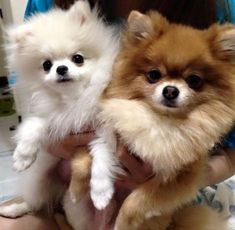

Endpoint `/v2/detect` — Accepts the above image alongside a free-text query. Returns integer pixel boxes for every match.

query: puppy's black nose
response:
[56,65,68,76]
[163,86,179,100]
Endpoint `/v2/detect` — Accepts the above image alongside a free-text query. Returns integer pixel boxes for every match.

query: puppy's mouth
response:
[56,76,73,83]
[161,100,178,108]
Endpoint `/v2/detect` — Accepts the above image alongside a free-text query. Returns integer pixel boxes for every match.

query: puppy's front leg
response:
[89,128,121,210]
[13,117,46,171]
[115,159,205,230]
[114,177,172,230]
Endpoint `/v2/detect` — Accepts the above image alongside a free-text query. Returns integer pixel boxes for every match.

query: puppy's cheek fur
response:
[44,73,53,82]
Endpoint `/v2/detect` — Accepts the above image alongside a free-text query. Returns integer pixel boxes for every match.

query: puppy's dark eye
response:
[43,60,53,72]
[146,70,162,83]
[72,54,84,65]
[186,74,204,90]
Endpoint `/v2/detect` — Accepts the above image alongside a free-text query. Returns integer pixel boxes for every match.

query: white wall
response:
[1,0,27,24]
[10,0,27,23]
[0,0,27,76]
[0,0,28,117]
[0,0,28,75]
[0,0,28,76]
[0,23,7,76]
[1,0,13,25]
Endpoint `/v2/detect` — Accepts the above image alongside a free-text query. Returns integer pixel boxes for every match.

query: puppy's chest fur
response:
[29,90,99,141]
[100,98,234,180]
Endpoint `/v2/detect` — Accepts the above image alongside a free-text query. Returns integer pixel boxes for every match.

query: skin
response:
[207,147,235,186]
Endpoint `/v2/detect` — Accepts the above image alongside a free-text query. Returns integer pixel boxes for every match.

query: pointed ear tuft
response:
[219,28,235,60]
[68,0,92,24]
[7,24,33,46]
[211,25,235,62]
[127,11,154,40]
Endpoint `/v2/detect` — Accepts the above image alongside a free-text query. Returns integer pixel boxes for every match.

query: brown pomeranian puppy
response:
[84,10,235,230]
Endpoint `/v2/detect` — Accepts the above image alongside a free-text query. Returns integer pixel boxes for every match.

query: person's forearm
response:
[206,148,235,186]
[225,147,235,174]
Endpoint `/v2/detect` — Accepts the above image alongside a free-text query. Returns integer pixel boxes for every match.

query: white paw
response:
[13,144,38,171]
[90,179,114,210]
[0,202,30,218]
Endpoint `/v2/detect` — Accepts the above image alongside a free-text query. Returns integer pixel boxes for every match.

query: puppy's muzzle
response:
[163,86,179,100]
[56,65,72,82]
[162,86,179,107]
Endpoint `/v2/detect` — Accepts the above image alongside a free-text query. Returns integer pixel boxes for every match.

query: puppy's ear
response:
[7,24,33,47]
[127,11,153,40]
[68,0,91,24]
[210,25,235,62]
[127,11,169,43]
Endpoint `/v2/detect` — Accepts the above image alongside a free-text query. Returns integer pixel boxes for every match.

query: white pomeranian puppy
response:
[0,1,119,229]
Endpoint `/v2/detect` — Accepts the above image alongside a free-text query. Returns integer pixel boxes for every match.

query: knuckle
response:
[116,149,125,159]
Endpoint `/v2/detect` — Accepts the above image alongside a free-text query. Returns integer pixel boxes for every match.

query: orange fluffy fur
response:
[71,10,235,230]
[69,148,91,202]
[98,11,235,230]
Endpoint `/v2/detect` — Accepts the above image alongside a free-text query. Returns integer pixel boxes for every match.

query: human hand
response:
[115,139,154,190]
[47,131,95,160]
[206,147,235,186]
[47,129,95,184]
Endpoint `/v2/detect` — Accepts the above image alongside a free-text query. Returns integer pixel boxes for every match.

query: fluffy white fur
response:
[0,1,119,229]
[90,125,121,209]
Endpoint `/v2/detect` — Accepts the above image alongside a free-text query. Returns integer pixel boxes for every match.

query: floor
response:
[0,114,20,202]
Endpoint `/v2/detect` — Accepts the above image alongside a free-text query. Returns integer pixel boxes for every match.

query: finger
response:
[47,140,76,159]
[115,177,139,190]
[54,213,73,230]
[116,142,148,182]
[56,160,71,184]
[48,132,95,159]
[70,132,95,147]
[141,161,155,178]
[206,151,234,186]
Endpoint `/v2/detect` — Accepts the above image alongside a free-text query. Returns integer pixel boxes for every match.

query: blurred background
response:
[0,0,27,202]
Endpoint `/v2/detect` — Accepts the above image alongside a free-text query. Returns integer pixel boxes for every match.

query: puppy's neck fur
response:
[100,98,234,181]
